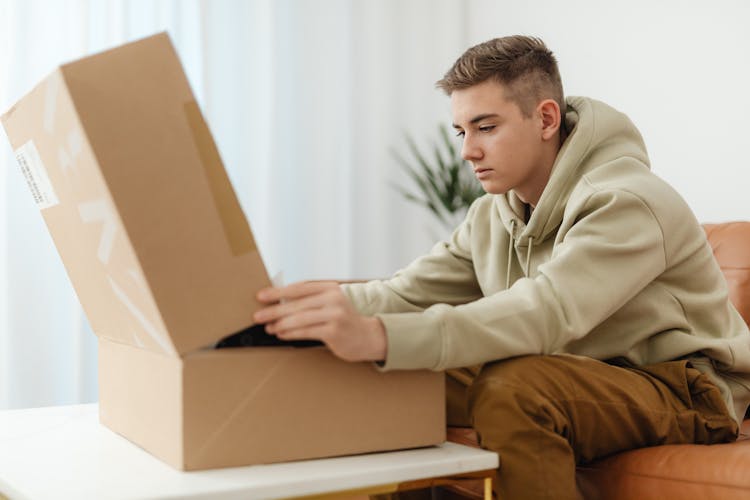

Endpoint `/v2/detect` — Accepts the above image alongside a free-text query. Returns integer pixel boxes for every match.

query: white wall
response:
[467,0,750,223]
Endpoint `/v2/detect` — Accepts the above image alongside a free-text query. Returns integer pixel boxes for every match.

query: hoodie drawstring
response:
[525,236,534,277]
[506,219,516,289]
[506,221,535,289]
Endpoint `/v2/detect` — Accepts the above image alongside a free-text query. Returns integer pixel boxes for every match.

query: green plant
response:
[392,124,485,230]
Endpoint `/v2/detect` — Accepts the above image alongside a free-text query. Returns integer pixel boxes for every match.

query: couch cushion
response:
[447,421,750,499]
[704,222,750,325]
[575,420,750,499]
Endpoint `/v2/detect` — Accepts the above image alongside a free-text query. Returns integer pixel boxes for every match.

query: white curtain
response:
[0,0,468,409]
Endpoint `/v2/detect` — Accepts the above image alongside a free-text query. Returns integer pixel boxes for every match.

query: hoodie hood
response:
[496,97,651,245]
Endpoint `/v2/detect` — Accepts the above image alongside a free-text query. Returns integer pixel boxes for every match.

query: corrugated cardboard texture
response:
[183,100,257,257]
[1,70,173,354]
[182,347,446,470]
[98,338,184,468]
[2,32,271,356]
[98,338,445,470]
[60,32,271,354]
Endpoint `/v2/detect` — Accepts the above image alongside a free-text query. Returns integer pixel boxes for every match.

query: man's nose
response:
[461,136,483,162]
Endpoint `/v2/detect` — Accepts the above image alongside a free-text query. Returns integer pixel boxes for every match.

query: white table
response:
[0,404,498,500]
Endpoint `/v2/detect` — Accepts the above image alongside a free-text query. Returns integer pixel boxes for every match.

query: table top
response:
[0,404,498,500]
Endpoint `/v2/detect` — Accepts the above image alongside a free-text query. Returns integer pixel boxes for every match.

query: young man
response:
[253,36,750,499]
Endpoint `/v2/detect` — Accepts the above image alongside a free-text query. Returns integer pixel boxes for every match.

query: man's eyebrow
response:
[452,113,500,129]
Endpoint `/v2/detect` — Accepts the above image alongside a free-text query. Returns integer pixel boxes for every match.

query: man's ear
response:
[538,99,561,141]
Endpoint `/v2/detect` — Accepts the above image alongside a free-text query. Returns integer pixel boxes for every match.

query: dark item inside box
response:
[215,323,324,349]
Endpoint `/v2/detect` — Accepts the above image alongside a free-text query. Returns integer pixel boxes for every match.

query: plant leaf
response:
[390,124,486,228]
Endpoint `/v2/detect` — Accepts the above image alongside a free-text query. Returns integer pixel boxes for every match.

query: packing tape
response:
[43,74,60,133]
[183,100,256,257]
[108,275,175,356]
[77,199,116,264]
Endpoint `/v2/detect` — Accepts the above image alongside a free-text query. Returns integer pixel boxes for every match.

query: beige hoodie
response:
[342,96,750,424]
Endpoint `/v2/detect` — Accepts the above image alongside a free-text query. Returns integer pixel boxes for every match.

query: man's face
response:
[451,79,550,202]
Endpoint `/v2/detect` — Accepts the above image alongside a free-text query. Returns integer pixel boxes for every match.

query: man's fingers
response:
[274,324,329,342]
[266,308,333,334]
[256,280,339,303]
[254,287,341,323]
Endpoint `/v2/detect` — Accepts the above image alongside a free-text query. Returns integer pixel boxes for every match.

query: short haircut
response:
[436,35,565,118]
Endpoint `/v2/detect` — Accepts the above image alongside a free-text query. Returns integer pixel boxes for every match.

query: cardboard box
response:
[1,32,445,470]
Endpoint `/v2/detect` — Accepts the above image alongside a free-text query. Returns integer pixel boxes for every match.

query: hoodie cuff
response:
[373,312,443,371]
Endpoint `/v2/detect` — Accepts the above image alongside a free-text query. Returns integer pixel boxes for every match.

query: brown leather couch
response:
[446,221,750,499]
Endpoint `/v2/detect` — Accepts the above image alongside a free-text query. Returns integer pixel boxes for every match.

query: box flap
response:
[1,33,271,356]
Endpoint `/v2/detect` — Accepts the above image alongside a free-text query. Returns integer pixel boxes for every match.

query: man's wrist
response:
[368,316,387,362]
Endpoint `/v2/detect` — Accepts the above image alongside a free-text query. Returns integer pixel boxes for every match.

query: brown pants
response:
[378,354,739,500]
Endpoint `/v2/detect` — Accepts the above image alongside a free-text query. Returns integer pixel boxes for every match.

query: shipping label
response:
[14,140,59,210]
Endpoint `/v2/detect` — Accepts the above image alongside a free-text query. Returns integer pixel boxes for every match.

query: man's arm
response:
[376,189,667,370]
[255,190,666,369]
[253,198,486,361]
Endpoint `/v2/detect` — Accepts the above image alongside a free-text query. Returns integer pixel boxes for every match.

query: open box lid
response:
[1,32,271,357]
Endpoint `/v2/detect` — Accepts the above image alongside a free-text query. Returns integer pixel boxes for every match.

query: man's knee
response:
[467,355,573,440]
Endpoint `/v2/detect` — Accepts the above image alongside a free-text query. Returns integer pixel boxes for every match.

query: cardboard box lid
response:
[1,33,271,356]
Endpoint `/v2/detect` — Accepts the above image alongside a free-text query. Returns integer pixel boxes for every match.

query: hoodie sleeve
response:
[341,198,485,316]
[376,189,667,371]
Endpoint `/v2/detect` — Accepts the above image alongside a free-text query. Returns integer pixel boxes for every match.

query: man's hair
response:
[436,35,565,118]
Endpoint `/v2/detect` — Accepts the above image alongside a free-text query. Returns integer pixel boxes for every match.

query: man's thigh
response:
[446,365,478,427]
[462,354,738,463]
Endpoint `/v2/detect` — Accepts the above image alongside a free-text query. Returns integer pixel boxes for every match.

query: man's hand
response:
[253,281,387,363]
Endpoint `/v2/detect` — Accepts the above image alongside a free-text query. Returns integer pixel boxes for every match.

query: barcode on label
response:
[14,140,59,210]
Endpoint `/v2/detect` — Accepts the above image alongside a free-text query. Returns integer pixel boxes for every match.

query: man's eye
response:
[479,125,496,133]
[455,130,465,138]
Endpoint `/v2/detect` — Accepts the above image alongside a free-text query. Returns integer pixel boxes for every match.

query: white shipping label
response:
[14,140,59,210]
